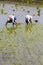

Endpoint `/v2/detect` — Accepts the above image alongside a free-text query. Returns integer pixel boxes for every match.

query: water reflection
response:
[6,26,17,36]
[25,23,32,33]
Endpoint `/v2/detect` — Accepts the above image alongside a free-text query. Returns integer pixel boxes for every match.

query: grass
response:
[27,10,30,13]
[0,8,3,14]
[0,8,7,14]
[3,11,7,15]
[34,20,38,23]
[36,6,40,16]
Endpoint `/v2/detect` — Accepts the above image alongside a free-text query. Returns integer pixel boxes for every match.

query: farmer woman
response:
[25,15,32,25]
[5,15,17,26]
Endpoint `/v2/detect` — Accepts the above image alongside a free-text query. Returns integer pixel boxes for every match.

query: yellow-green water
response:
[0,23,43,65]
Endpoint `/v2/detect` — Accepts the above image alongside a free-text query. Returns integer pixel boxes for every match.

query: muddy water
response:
[0,2,43,65]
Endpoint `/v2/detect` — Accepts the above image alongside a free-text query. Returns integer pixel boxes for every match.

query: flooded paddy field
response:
[0,1,43,65]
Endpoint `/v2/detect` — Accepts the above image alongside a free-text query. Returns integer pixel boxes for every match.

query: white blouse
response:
[8,15,14,23]
[25,15,32,21]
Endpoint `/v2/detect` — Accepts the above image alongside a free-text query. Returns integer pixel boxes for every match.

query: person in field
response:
[25,15,32,24]
[5,15,17,26]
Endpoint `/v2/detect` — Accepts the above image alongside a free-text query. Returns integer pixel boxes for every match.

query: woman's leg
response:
[12,22,14,26]
[25,18,29,25]
[29,18,32,23]
[5,21,8,26]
